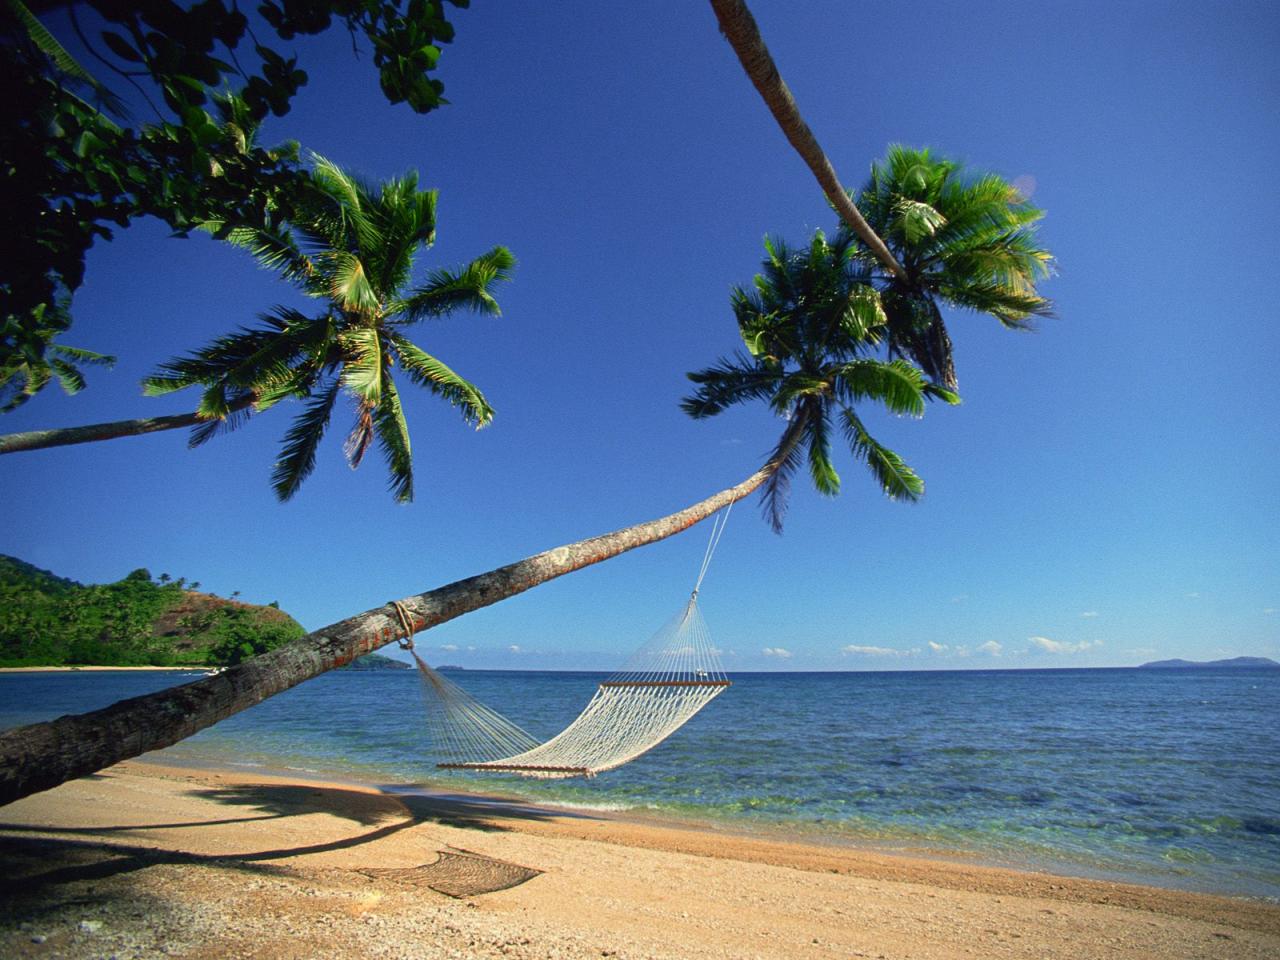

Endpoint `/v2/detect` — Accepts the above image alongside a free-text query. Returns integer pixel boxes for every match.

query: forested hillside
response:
[0,556,305,667]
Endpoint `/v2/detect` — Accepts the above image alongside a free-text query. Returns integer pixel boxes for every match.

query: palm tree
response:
[684,229,958,531]
[851,146,1053,390]
[0,159,515,503]
[144,157,514,502]
[0,225,957,807]
[706,0,907,282]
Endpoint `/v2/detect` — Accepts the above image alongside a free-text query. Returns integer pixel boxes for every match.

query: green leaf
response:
[834,359,928,417]
[840,408,924,501]
[272,379,341,501]
[894,199,947,244]
[373,380,414,502]
[338,328,385,403]
[390,334,492,427]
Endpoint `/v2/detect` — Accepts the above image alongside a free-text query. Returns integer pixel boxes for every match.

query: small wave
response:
[542,799,639,813]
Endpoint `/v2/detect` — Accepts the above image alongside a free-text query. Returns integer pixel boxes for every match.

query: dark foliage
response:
[1,0,470,403]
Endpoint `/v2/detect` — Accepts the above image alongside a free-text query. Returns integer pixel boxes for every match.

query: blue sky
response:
[2,1,1277,671]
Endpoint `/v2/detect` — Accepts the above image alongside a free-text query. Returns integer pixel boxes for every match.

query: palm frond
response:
[840,408,924,501]
[759,415,807,534]
[310,155,385,255]
[769,371,830,415]
[10,0,129,120]
[343,400,376,469]
[373,379,414,502]
[390,334,493,427]
[0,364,48,413]
[48,344,115,366]
[272,378,342,500]
[394,246,516,323]
[189,393,254,448]
[375,181,437,294]
[320,251,379,314]
[806,401,840,496]
[337,328,385,403]
[47,358,86,395]
[217,224,312,284]
[682,353,784,418]
[840,285,888,342]
[893,199,947,244]
[833,358,928,417]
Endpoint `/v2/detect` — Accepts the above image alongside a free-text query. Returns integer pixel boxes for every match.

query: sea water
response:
[2,667,1277,899]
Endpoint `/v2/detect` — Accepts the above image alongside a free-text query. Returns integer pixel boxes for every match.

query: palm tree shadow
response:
[0,781,586,897]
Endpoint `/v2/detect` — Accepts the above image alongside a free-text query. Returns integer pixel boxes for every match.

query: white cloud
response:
[1080,611,1099,619]
[842,644,899,657]
[440,644,458,652]
[927,641,948,652]
[508,644,522,654]
[466,646,477,652]
[1029,636,1101,654]
[1186,591,1200,599]
[977,640,1002,656]
[762,647,791,659]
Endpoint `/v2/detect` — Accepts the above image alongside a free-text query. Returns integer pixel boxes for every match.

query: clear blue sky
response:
[3,1,1277,670]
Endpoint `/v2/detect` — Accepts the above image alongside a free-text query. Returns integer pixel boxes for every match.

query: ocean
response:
[2,666,1277,900]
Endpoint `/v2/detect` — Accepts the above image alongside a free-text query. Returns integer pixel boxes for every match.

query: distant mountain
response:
[0,555,304,668]
[1138,656,1280,669]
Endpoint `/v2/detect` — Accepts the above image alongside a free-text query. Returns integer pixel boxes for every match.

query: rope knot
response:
[390,600,416,651]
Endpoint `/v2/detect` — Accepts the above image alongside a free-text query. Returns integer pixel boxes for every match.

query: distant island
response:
[1138,656,1279,669]
[345,653,411,671]
[1,554,304,668]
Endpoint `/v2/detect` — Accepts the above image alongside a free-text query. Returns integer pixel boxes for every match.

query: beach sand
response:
[1,762,1276,959]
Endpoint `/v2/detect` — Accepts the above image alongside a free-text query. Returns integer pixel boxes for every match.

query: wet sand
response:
[1,761,1276,959]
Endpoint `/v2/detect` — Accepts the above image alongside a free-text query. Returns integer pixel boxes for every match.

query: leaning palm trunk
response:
[707,0,908,284]
[0,419,805,806]
[0,396,254,455]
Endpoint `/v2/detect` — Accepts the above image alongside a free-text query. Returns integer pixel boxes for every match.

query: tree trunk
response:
[0,398,252,455]
[0,419,806,806]
[707,0,908,284]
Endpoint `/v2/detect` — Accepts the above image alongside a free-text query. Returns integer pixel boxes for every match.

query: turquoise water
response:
[2,667,1277,899]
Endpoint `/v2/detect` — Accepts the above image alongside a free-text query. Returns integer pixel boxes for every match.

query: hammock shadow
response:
[380,786,603,832]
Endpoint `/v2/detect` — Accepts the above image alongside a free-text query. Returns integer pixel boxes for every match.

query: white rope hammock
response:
[403,508,734,779]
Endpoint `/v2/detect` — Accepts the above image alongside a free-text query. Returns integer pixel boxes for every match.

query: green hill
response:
[0,556,306,668]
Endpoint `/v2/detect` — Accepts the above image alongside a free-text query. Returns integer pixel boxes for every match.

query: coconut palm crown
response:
[850,145,1054,390]
[683,229,959,532]
[144,158,514,503]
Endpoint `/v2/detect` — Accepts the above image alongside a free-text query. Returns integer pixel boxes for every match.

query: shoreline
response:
[144,752,1277,902]
[2,761,1277,959]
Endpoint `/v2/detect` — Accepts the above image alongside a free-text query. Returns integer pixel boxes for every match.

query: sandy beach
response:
[0,762,1275,959]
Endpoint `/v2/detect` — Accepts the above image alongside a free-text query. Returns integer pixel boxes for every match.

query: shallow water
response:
[3,666,1277,898]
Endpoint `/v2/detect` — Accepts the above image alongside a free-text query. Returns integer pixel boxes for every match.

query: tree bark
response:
[707,0,909,284]
[0,397,253,455]
[0,418,806,806]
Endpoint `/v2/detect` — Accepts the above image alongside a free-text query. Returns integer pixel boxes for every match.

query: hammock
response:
[406,511,733,779]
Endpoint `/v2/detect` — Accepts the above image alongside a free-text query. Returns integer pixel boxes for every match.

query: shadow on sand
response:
[0,779,583,899]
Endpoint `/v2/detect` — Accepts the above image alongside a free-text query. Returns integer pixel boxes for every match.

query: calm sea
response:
[2,667,1277,899]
